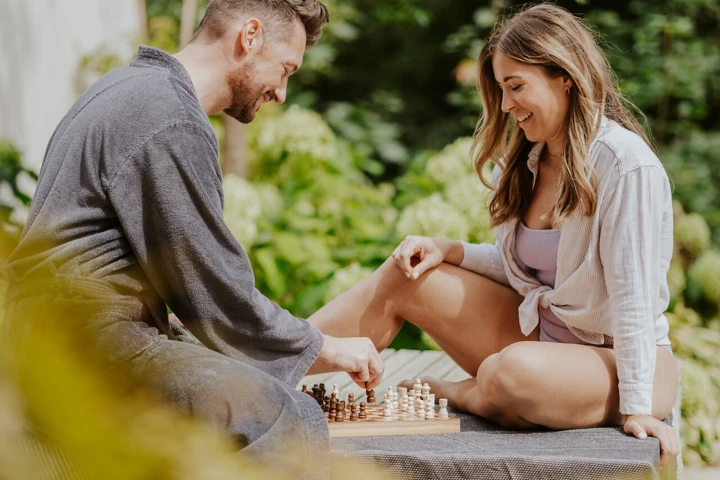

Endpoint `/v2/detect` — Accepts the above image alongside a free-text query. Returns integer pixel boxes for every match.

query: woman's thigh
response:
[309,258,532,375]
[389,259,534,374]
[483,341,678,429]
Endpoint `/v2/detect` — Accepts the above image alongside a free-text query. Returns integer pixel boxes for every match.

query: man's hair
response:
[195,0,329,47]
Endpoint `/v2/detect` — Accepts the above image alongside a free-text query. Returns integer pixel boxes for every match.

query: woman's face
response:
[491,53,572,147]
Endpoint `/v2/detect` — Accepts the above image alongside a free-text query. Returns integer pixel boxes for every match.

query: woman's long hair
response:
[473,3,654,228]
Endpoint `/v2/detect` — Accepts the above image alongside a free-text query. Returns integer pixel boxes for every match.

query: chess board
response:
[327,403,460,438]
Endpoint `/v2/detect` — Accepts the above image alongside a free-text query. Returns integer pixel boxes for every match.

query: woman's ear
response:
[562,76,574,94]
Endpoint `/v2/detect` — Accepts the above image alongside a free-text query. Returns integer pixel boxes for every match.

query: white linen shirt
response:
[459,116,673,415]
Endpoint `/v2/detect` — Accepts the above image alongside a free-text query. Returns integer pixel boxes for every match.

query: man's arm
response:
[106,120,322,386]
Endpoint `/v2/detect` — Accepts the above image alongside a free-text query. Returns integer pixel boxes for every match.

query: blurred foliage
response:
[0,285,393,479]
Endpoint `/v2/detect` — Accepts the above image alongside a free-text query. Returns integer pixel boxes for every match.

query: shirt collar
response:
[130,45,195,91]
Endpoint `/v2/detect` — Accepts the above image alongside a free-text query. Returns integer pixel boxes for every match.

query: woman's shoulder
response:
[593,120,664,177]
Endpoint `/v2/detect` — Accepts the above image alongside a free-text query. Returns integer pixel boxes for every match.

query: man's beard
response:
[223,63,265,124]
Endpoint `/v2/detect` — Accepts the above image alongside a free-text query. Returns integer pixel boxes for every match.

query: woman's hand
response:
[391,236,459,279]
[623,414,680,467]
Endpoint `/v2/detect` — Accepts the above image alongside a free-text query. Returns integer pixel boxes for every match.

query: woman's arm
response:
[599,164,673,415]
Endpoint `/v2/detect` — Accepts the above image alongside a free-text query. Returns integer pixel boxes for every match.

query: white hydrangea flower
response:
[425,137,475,187]
[324,262,375,303]
[223,174,262,248]
[396,193,470,241]
[254,183,284,220]
[255,105,338,161]
[444,175,495,244]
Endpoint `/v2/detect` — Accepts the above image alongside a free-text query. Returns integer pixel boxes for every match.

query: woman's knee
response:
[479,342,542,408]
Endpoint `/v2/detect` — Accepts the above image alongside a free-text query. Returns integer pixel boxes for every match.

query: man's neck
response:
[174,42,231,115]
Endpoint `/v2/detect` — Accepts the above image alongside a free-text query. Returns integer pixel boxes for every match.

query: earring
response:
[566,87,571,94]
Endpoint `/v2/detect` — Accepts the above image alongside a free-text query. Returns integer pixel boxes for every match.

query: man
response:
[4,0,383,475]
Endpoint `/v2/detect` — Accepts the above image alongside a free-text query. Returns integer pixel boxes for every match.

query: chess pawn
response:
[413,378,422,394]
[383,393,391,411]
[401,394,408,412]
[335,409,345,422]
[348,393,355,404]
[383,403,393,417]
[392,392,399,410]
[359,402,367,420]
[366,389,376,403]
[439,398,449,419]
[422,382,431,397]
[407,399,415,416]
[332,384,339,397]
[350,404,358,421]
[398,387,408,397]
[426,400,435,419]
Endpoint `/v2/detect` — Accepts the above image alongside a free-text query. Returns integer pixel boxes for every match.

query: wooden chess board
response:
[327,403,460,438]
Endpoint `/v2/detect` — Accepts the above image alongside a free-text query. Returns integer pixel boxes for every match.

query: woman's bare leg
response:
[308,257,531,374]
[411,342,678,429]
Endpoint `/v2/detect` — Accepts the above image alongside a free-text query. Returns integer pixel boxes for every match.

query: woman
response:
[309,3,679,465]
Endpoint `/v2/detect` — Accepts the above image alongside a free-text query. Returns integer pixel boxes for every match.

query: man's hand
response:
[311,335,384,390]
[623,414,680,467]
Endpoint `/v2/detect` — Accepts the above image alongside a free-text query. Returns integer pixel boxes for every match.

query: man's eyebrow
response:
[497,75,522,83]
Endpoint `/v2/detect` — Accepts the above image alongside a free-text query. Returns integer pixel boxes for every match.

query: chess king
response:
[3,1,383,478]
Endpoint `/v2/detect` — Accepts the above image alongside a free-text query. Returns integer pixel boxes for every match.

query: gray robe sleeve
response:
[106,120,324,386]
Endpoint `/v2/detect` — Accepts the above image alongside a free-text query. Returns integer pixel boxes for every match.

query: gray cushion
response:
[330,410,675,480]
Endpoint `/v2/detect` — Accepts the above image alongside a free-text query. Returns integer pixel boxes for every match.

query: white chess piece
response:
[417,402,426,419]
[407,398,416,416]
[401,394,409,412]
[413,378,422,395]
[332,384,339,397]
[398,387,408,397]
[392,392,399,409]
[383,404,393,417]
[426,400,435,419]
[429,393,435,406]
[422,382,431,397]
[416,398,425,419]
[439,398,449,419]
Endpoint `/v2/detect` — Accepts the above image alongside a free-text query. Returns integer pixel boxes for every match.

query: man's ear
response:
[233,18,265,61]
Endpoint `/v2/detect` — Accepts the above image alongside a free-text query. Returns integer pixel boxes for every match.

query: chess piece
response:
[398,387,408,397]
[335,409,345,422]
[415,397,424,418]
[366,389,376,403]
[426,400,435,419]
[401,394,409,412]
[413,378,422,394]
[383,404,393,417]
[332,384,340,397]
[407,399,415,416]
[439,398,449,419]
[429,394,435,406]
[348,393,355,404]
[422,382,431,397]
[383,393,391,411]
[359,402,367,420]
[392,392,399,409]
[350,404,358,421]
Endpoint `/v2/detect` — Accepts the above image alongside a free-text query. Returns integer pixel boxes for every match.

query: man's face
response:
[224,20,306,123]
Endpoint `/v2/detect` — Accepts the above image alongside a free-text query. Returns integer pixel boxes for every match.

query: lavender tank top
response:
[515,222,614,346]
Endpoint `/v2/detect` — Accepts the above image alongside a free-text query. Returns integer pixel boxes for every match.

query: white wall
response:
[0,0,140,174]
